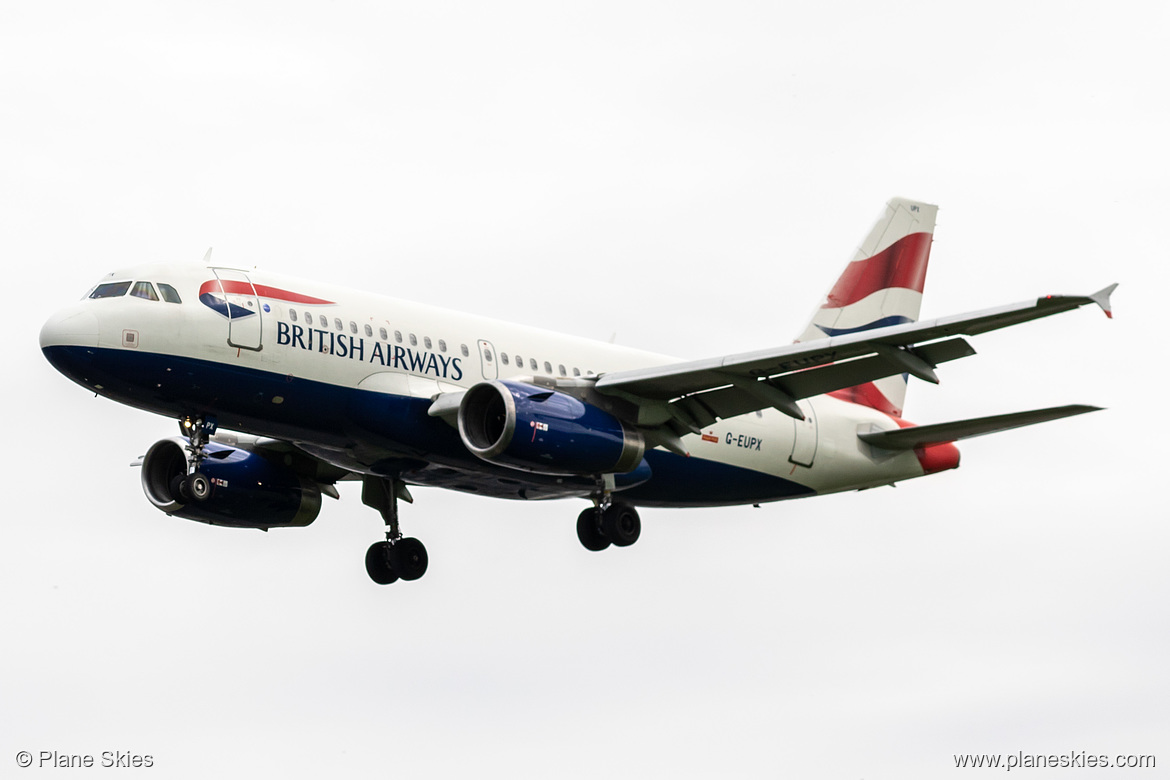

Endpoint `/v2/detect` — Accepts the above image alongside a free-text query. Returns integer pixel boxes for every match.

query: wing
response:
[591,285,1117,445]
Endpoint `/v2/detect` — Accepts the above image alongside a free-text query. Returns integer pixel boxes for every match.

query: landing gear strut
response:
[172,415,217,503]
[362,476,428,584]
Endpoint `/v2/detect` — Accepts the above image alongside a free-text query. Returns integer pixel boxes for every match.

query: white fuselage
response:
[41,263,938,506]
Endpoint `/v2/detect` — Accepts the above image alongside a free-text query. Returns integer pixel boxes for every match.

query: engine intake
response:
[458,380,645,476]
[141,438,322,528]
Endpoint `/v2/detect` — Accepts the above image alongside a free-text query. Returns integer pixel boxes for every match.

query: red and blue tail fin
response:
[795,197,938,417]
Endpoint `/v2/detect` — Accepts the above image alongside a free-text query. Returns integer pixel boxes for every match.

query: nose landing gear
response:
[172,415,217,503]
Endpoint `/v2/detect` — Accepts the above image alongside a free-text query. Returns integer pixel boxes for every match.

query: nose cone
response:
[40,306,100,349]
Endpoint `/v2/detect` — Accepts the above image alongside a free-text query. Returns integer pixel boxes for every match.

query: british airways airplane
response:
[40,199,1114,584]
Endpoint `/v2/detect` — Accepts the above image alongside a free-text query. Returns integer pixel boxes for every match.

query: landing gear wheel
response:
[577,507,611,551]
[391,537,428,581]
[603,503,641,547]
[365,541,399,585]
[188,471,211,502]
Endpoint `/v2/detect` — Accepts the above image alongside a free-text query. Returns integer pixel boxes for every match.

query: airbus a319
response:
[40,198,1115,584]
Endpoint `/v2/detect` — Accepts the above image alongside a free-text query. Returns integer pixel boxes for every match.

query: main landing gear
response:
[576,501,642,551]
[362,476,428,585]
[170,415,217,503]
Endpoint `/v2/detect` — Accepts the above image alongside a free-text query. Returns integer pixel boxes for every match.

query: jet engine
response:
[457,380,645,476]
[141,438,322,528]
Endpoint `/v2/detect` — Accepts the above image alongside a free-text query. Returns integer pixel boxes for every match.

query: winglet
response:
[1089,283,1118,319]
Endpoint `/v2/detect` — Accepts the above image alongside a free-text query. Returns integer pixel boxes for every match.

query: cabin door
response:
[211,268,263,351]
[477,340,498,379]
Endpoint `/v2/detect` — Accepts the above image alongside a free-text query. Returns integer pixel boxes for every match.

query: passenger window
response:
[89,281,132,299]
[543,361,552,374]
[364,324,373,337]
[438,339,447,352]
[350,321,358,334]
[573,367,581,377]
[334,318,343,331]
[461,344,469,357]
[424,336,432,349]
[409,333,417,346]
[484,348,493,362]
[529,358,537,371]
[130,281,159,301]
[157,283,182,304]
[290,309,298,322]
[379,327,387,340]
[501,353,509,366]
[395,330,403,343]
[558,364,566,376]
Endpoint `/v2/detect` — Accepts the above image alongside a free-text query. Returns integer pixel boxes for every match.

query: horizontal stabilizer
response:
[858,405,1103,450]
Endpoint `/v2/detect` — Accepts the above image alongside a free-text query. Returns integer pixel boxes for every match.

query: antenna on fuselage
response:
[201,247,213,265]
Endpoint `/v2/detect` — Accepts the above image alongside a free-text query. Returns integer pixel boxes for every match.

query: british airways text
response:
[276,322,463,380]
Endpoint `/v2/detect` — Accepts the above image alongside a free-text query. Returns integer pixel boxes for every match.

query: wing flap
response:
[673,338,976,423]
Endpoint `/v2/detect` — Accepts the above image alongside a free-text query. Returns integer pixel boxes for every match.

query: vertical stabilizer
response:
[795,197,938,417]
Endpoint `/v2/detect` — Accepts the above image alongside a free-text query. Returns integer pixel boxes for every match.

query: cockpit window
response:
[89,281,132,299]
[130,281,159,301]
[157,283,182,304]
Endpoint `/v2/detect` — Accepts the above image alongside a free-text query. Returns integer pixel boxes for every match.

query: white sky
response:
[2,2,1166,777]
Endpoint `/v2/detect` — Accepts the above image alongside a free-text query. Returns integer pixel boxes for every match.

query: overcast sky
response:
[2,2,1166,777]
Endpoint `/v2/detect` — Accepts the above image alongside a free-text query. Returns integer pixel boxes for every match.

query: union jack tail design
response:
[795,197,938,417]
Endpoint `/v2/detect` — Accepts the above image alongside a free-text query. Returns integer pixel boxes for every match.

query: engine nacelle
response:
[458,380,645,476]
[141,438,322,528]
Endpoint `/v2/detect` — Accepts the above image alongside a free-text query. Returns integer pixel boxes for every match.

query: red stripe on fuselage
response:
[843,394,960,474]
[823,232,932,309]
[914,441,961,474]
[199,280,334,305]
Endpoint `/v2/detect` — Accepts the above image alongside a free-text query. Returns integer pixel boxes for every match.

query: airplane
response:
[40,198,1115,585]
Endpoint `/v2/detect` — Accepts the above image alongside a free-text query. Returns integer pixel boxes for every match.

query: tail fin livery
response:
[796,197,938,417]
